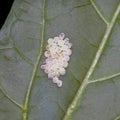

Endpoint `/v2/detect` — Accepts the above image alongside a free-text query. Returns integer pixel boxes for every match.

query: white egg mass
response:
[41,33,72,87]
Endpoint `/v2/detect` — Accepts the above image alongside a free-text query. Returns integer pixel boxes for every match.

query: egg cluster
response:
[41,33,72,87]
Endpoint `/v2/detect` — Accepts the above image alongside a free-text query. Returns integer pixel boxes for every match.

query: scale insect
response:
[41,33,72,87]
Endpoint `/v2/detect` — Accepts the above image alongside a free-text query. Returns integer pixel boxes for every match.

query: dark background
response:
[0,0,14,29]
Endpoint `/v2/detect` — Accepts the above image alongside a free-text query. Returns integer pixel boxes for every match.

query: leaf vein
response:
[113,115,120,120]
[0,85,23,109]
[14,46,34,66]
[89,72,120,84]
[63,2,120,120]
[90,0,109,25]
[22,0,46,119]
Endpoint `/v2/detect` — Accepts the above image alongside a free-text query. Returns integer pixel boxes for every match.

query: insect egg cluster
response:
[41,33,72,87]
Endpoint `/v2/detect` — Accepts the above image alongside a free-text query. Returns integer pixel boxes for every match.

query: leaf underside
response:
[0,0,120,120]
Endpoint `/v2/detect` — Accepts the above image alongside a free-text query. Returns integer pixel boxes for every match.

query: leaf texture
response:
[0,0,120,120]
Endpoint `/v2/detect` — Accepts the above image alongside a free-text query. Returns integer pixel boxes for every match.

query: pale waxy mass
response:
[41,33,72,87]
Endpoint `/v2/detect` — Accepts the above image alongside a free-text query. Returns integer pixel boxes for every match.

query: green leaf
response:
[0,0,120,120]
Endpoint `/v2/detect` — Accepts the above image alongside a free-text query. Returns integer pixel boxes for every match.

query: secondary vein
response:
[0,85,23,109]
[14,46,34,66]
[22,0,46,119]
[63,2,120,120]
[90,0,109,25]
[89,72,120,84]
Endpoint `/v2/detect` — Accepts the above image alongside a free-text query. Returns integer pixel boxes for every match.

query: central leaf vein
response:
[22,0,46,120]
[63,2,120,120]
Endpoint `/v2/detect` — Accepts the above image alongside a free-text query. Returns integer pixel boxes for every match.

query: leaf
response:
[0,0,120,120]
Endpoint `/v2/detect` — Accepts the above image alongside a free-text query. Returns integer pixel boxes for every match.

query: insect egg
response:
[41,33,72,87]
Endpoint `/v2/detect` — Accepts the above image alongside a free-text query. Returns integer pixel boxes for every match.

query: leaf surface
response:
[0,0,120,120]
